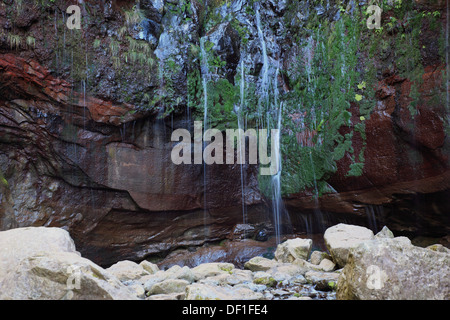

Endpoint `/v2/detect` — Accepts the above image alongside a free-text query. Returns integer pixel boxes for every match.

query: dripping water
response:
[238,61,247,229]
[200,37,210,239]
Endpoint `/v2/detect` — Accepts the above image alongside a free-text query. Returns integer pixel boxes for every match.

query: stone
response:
[274,238,313,263]
[106,260,150,282]
[191,263,235,281]
[305,271,340,292]
[139,260,160,274]
[288,296,313,300]
[155,265,196,283]
[319,259,336,272]
[202,22,241,82]
[310,250,331,265]
[324,224,375,267]
[375,226,395,239]
[234,283,267,293]
[225,269,253,286]
[0,251,137,300]
[198,273,230,286]
[185,283,264,300]
[0,227,78,280]
[426,244,450,254]
[148,279,190,295]
[337,237,450,300]
[230,224,256,240]
[244,256,279,272]
[171,266,196,283]
[128,283,146,299]
[270,263,308,283]
[253,271,277,287]
[271,289,290,297]
[146,292,185,300]
[143,273,166,292]
[293,258,323,272]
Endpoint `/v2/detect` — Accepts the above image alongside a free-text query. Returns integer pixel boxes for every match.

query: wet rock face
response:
[0,53,264,265]
[205,22,241,83]
[285,63,450,236]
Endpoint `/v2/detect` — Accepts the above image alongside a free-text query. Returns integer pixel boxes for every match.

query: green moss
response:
[328,281,336,290]
[253,277,277,287]
[195,78,238,130]
[0,171,8,187]
[219,265,233,274]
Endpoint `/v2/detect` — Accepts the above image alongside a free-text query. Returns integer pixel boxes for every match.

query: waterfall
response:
[255,7,269,114]
[200,38,209,134]
[200,37,210,239]
[256,7,289,244]
[238,61,247,229]
[82,79,87,130]
[271,100,284,245]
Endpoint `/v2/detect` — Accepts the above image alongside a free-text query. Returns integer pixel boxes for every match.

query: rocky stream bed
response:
[0,223,448,300]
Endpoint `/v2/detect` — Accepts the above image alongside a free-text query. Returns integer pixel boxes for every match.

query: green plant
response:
[26,36,35,49]
[7,33,22,50]
[109,38,120,56]
[93,39,101,49]
[124,5,144,27]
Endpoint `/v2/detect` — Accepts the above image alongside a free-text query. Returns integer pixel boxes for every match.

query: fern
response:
[8,34,22,50]
[109,39,120,56]
[118,26,128,40]
[124,6,144,27]
[26,36,36,49]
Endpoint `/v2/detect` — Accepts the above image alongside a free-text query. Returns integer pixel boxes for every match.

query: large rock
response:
[274,238,313,263]
[0,227,137,300]
[0,227,78,280]
[106,260,150,282]
[324,224,375,267]
[310,251,331,265]
[191,263,235,281]
[185,283,264,300]
[139,260,160,274]
[244,256,279,272]
[337,237,450,300]
[143,265,195,292]
[0,251,137,300]
[148,279,190,295]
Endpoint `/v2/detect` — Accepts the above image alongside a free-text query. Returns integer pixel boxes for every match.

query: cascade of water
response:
[256,8,290,244]
[365,205,384,233]
[255,7,269,115]
[82,79,86,130]
[238,61,247,228]
[200,38,209,135]
[271,100,284,245]
[200,37,210,238]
